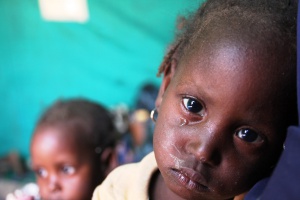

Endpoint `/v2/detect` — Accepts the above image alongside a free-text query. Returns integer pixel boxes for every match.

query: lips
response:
[170,167,209,192]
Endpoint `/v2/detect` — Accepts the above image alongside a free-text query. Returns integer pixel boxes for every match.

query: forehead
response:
[31,126,89,161]
[178,29,288,88]
[178,39,269,86]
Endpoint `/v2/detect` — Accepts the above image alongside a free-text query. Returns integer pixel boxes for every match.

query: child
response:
[92,0,298,199]
[8,98,120,200]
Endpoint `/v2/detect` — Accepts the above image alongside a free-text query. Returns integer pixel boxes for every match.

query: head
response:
[154,0,297,199]
[30,98,119,200]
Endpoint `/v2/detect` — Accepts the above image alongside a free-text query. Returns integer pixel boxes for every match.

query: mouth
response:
[169,167,209,192]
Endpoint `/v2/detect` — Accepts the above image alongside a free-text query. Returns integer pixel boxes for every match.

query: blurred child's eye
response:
[61,165,75,175]
[182,97,204,115]
[35,168,48,178]
[235,129,263,143]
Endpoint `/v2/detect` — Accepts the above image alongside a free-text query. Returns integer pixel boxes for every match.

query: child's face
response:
[31,126,97,200]
[154,38,287,199]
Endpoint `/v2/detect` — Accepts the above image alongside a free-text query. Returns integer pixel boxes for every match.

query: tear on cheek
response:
[180,118,188,126]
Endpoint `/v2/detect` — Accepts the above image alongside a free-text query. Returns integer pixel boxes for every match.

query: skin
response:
[30,125,98,200]
[152,35,290,200]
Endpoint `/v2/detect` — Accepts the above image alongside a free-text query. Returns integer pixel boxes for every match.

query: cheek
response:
[154,103,177,147]
[153,105,186,168]
[37,179,47,197]
[62,174,94,200]
[233,164,263,191]
[217,151,273,194]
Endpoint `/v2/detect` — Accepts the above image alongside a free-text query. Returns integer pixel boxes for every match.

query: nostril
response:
[48,176,61,192]
[199,157,207,163]
[49,183,61,192]
[49,182,58,191]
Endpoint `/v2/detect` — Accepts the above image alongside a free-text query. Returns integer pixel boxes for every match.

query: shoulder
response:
[92,152,157,200]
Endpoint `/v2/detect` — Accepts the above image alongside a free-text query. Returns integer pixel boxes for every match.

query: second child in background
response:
[7,98,120,200]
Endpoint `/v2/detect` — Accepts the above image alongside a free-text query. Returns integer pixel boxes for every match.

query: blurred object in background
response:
[6,183,39,200]
[0,152,34,200]
[110,104,135,165]
[135,83,159,112]
[130,109,150,147]
[111,83,159,164]
[129,83,159,161]
[0,152,27,179]
[111,104,130,135]
[39,0,89,23]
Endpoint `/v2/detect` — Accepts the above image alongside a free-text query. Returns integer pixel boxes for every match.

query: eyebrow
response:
[175,78,216,106]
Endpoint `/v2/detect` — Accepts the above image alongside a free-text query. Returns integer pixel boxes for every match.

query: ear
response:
[155,58,177,109]
[100,147,118,176]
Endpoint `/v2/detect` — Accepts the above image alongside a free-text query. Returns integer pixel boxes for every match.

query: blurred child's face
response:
[154,38,288,199]
[31,126,97,200]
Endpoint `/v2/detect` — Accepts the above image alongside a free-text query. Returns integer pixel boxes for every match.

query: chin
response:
[169,186,217,200]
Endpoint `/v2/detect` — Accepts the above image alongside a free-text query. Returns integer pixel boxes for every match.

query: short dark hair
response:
[158,0,297,76]
[36,98,119,151]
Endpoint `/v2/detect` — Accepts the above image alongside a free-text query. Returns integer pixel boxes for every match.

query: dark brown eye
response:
[183,97,204,115]
[236,129,263,143]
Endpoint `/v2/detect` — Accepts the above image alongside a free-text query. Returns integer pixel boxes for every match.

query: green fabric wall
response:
[0,0,204,159]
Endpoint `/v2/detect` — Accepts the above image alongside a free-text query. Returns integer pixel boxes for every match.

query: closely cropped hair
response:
[158,0,297,76]
[36,98,119,151]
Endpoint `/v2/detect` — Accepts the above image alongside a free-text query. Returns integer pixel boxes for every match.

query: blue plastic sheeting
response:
[0,0,204,158]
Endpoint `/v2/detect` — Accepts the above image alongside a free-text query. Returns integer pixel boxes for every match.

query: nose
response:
[48,173,61,192]
[186,125,224,167]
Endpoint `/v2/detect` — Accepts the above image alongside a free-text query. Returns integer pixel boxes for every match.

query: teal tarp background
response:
[0,0,204,160]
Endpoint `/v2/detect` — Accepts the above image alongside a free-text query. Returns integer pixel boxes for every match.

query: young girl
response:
[8,98,120,200]
[92,0,298,199]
